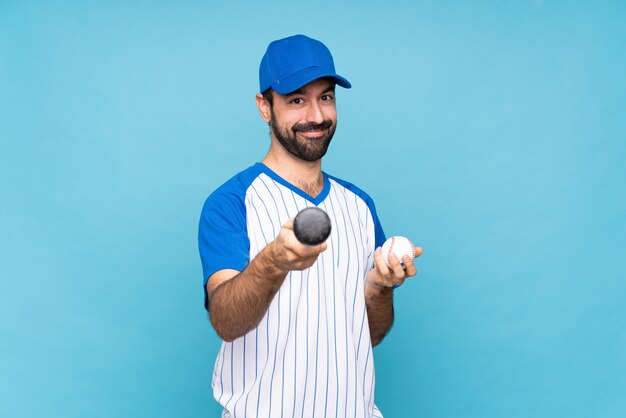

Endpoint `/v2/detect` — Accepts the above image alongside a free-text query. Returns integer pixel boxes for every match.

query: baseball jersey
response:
[198,162,386,418]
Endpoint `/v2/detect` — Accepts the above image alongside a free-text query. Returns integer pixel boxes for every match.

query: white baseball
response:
[381,236,415,268]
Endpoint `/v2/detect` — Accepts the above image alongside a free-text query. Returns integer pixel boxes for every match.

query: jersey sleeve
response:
[198,186,250,308]
[361,191,386,249]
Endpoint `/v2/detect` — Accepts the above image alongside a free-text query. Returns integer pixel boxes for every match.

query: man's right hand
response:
[268,218,328,273]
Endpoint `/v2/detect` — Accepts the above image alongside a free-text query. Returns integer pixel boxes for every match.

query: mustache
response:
[292,119,333,133]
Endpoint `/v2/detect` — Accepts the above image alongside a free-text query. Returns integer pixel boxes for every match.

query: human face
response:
[268,78,337,162]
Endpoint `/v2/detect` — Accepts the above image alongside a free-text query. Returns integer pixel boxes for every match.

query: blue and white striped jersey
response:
[199,162,386,418]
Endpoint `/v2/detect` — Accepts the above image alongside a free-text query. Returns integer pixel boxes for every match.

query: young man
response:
[198,34,422,418]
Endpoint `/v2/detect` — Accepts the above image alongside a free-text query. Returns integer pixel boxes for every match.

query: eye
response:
[321,94,335,101]
[290,98,303,104]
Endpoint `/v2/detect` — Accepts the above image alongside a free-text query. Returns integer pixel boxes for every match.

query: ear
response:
[256,93,271,123]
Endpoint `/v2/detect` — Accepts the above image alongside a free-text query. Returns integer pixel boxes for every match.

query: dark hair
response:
[262,88,274,107]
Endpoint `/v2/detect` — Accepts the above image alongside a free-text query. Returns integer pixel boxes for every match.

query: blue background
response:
[2,1,625,417]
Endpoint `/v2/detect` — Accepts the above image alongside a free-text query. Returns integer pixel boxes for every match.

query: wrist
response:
[366,269,392,290]
[365,278,393,299]
[259,241,290,277]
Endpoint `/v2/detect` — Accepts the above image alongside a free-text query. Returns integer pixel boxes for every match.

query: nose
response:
[305,101,324,124]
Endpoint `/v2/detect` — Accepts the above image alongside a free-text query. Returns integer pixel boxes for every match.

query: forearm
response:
[364,244,422,346]
[209,243,288,342]
[365,282,394,347]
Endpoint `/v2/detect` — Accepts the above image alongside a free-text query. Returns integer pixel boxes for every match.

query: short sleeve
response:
[361,192,386,249]
[198,187,250,308]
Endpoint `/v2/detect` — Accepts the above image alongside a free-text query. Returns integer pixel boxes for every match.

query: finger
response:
[414,246,423,258]
[308,241,327,254]
[292,239,327,256]
[283,218,295,230]
[373,247,391,276]
[402,256,417,277]
[387,254,406,278]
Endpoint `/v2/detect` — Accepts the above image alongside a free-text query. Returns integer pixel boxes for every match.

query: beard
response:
[270,111,336,162]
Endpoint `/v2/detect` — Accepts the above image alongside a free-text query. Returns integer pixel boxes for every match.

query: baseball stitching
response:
[388,236,396,266]
[386,236,415,266]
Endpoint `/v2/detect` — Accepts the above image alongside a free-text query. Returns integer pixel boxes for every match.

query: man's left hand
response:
[367,246,423,288]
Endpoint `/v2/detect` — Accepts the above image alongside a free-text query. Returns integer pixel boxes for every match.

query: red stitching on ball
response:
[388,236,396,266]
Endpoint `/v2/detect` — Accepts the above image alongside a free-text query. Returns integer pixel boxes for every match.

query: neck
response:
[262,144,324,197]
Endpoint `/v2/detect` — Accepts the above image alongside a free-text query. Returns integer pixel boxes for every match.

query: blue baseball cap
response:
[259,34,352,94]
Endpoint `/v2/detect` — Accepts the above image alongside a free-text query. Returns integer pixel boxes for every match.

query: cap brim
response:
[271,67,351,94]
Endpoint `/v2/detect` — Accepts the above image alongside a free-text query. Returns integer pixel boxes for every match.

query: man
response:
[198,34,422,418]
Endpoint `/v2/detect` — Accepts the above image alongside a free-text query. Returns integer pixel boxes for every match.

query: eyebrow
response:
[286,84,336,97]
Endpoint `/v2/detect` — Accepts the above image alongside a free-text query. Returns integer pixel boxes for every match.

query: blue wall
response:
[1,1,625,416]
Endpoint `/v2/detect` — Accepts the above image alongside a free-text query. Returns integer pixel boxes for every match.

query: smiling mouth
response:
[297,129,326,138]
[293,120,333,138]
